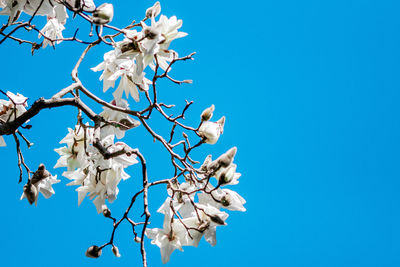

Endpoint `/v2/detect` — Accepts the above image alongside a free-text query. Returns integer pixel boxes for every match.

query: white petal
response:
[0,136,6,147]
[204,227,217,246]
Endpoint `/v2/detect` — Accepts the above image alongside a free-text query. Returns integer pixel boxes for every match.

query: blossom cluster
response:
[145,146,245,263]
[54,121,138,213]
[0,0,70,47]
[0,1,246,264]
[91,1,187,102]
[0,0,101,48]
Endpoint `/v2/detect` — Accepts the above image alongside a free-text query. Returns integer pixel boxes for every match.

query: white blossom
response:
[198,116,225,144]
[0,92,28,123]
[20,174,60,205]
[0,0,26,25]
[194,204,228,246]
[61,134,138,213]
[0,2,246,261]
[91,50,119,92]
[140,13,187,70]
[54,124,93,171]
[0,0,67,25]
[108,60,142,101]
[162,182,197,218]
[146,204,194,264]
[216,163,241,185]
[23,0,55,16]
[91,50,150,101]
[198,188,246,212]
[100,98,140,139]
[39,18,65,48]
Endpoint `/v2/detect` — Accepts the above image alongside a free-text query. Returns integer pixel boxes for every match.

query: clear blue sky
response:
[1,0,400,266]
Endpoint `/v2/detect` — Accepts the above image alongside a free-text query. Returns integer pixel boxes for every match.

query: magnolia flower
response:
[91,50,118,92]
[63,135,138,213]
[77,167,124,213]
[106,140,139,167]
[93,3,113,25]
[91,9,187,101]
[194,204,229,246]
[162,182,197,218]
[0,0,67,25]
[54,146,85,171]
[110,62,141,101]
[54,124,93,171]
[198,116,225,144]
[216,163,241,185]
[198,188,246,212]
[20,174,60,205]
[39,18,65,48]
[115,30,141,58]
[140,21,164,66]
[59,124,93,149]
[23,0,55,16]
[0,92,28,123]
[0,0,26,25]
[146,205,196,264]
[158,196,194,220]
[63,168,87,187]
[157,15,188,49]
[140,12,187,70]
[91,50,150,101]
[100,98,140,139]
[52,3,68,24]
[35,174,60,198]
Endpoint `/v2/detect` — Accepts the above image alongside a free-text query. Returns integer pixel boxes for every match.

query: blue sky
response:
[1,0,400,266]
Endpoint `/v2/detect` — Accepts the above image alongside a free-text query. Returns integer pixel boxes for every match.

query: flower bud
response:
[145,1,161,18]
[200,104,215,121]
[220,194,231,207]
[218,147,237,168]
[198,221,210,232]
[102,208,111,218]
[30,163,50,185]
[119,118,140,130]
[198,119,224,145]
[92,3,114,25]
[23,183,38,205]
[134,237,141,243]
[112,246,121,257]
[210,214,226,225]
[218,164,236,185]
[66,0,96,12]
[85,245,102,258]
